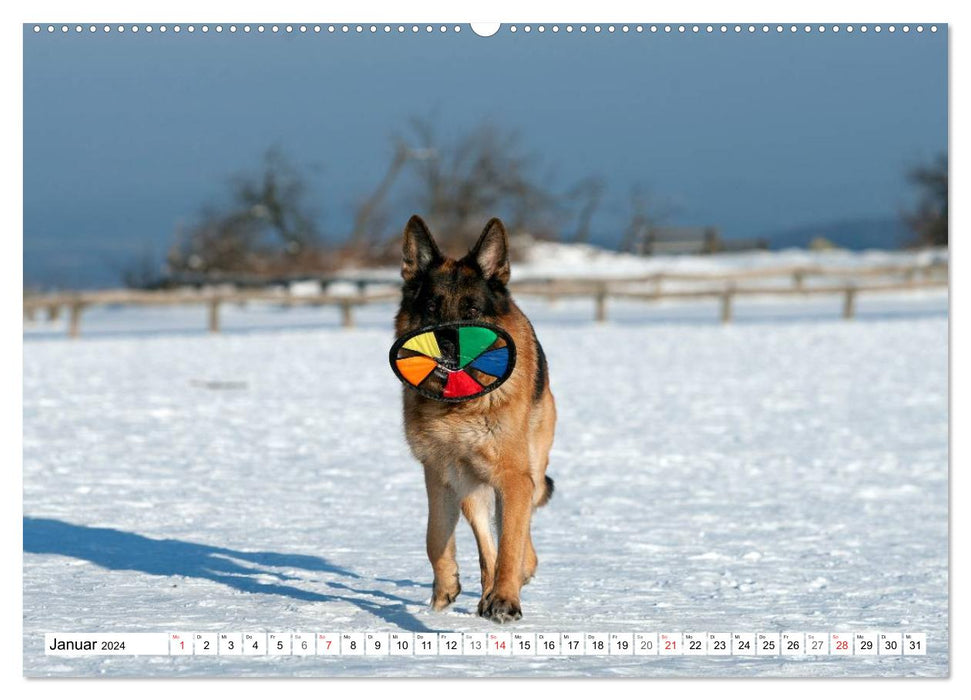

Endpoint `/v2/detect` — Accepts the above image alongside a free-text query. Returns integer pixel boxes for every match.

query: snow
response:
[328,243,949,284]
[517,241,948,279]
[22,258,948,677]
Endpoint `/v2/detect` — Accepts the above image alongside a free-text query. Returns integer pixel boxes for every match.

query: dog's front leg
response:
[423,466,461,611]
[478,471,533,623]
[460,486,498,595]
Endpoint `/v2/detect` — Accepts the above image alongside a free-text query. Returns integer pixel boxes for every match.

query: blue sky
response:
[23,25,947,287]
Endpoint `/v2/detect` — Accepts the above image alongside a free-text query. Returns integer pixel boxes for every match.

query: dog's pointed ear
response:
[470,218,510,285]
[401,215,441,280]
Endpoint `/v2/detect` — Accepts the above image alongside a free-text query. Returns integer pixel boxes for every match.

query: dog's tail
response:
[536,475,555,507]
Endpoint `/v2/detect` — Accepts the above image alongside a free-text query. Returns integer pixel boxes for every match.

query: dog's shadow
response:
[23,516,443,633]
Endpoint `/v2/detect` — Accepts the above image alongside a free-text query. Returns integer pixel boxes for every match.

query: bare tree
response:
[566,176,605,244]
[166,148,326,278]
[229,146,321,254]
[904,153,947,247]
[349,140,440,250]
[397,118,562,252]
[167,211,261,276]
[620,186,678,253]
[353,119,623,262]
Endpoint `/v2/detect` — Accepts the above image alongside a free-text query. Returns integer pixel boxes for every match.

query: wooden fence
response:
[23,261,948,338]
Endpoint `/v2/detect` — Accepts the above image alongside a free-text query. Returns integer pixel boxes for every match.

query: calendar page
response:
[21,7,949,680]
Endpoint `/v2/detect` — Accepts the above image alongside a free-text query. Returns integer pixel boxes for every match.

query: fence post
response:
[341,300,355,329]
[594,283,607,323]
[208,298,221,333]
[48,305,61,321]
[842,286,857,320]
[68,301,83,339]
[24,306,36,322]
[720,285,735,324]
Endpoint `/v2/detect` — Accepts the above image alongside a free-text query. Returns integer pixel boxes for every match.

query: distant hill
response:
[757,217,912,251]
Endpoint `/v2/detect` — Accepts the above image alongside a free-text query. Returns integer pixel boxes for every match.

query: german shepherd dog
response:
[395,215,556,623]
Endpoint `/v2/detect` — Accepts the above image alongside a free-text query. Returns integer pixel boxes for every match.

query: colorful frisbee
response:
[389,321,517,402]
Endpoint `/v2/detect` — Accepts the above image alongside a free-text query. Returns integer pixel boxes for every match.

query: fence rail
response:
[23,261,948,338]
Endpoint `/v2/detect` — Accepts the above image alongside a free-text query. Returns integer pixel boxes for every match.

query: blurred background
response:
[24,25,946,292]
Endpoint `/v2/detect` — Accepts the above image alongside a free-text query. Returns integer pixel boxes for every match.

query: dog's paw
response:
[431,581,461,611]
[477,591,522,624]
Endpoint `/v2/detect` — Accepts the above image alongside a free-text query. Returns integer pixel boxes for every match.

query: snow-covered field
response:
[23,284,949,677]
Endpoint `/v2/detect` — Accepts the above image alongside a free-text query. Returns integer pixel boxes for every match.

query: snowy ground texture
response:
[23,289,948,677]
